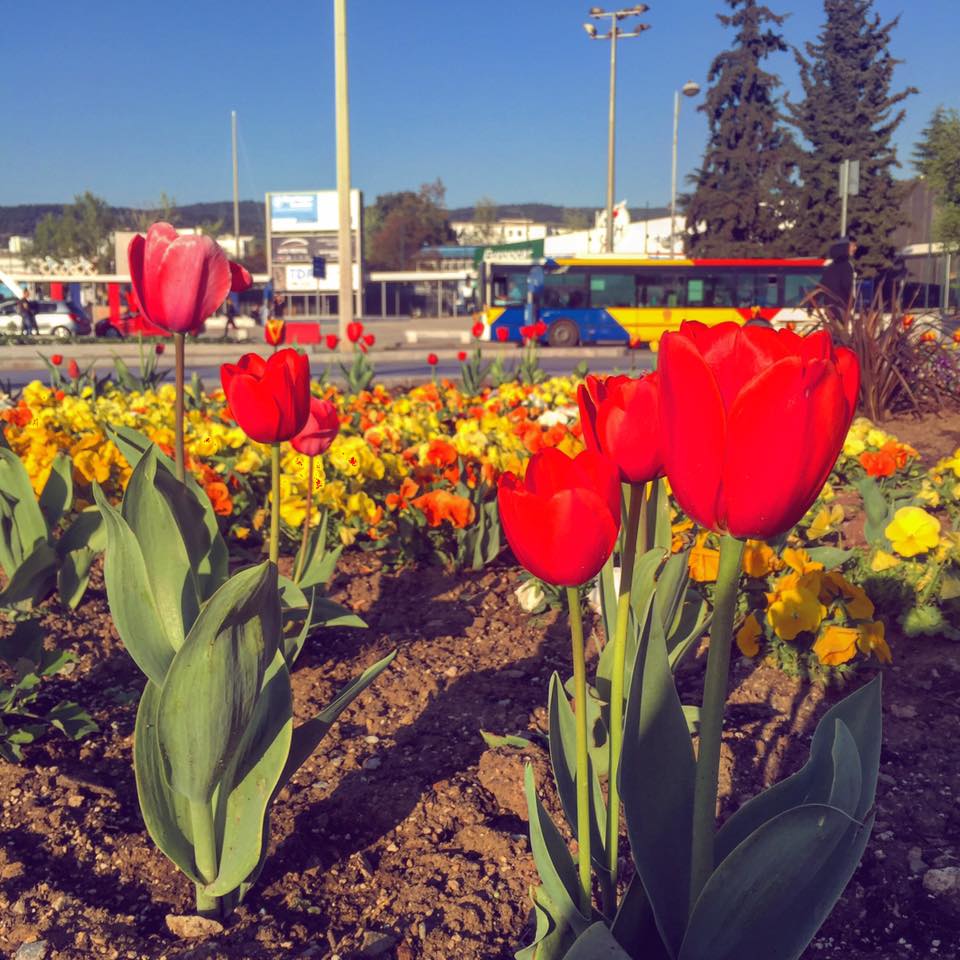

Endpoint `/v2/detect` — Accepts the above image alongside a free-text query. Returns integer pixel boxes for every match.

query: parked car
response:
[0,299,92,338]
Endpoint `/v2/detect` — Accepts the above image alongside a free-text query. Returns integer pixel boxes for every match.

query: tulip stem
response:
[269,443,281,566]
[174,333,185,483]
[689,534,744,916]
[190,798,220,918]
[566,585,592,918]
[605,481,645,915]
[294,455,315,583]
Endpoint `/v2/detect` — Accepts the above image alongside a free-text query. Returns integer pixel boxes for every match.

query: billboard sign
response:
[269,190,360,233]
[271,234,356,263]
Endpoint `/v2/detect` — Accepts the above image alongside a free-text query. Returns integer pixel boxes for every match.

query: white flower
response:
[515,579,546,613]
[537,405,579,428]
[587,565,622,614]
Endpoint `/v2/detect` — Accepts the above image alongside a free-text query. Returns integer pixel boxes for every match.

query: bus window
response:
[589,273,636,308]
[543,272,588,309]
[784,272,821,307]
[492,272,526,305]
[688,274,737,307]
[639,273,684,308]
[736,273,780,306]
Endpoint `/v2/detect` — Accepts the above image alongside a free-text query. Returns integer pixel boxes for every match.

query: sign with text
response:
[269,190,360,233]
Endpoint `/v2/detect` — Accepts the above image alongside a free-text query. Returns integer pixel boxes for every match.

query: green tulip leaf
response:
[92,482,175,686]
[803,546,856,569]
[547,672,608,871]
[666,590,711,671]
[105,424,228,595]
[295,511,343,590]
[57,546,96,610]
[0,448,48,561]
[157,562,279,804]
[309,595,367,630]
[38,451,73,530]
[133,680,201,883]
[620,603,695,959]
[565,922,634,959]
[515,884,576,960]
[281,587,315,666]
[55,506,106,555]
[715,675,881,862]
[679,803,874,960]
[653,551,689,638]
[856,477,892,548]
[610,875,672,960]
[122,446,200,647]
[522,764,590,937]
[45,700,99,740]
[278,650,396,791]
[208,650,293,896]
[0,541,57,607]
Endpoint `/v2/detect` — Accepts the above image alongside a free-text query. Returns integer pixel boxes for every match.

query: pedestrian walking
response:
[17,292,39,335]
[818,236,857,322]
[224,297,238,339]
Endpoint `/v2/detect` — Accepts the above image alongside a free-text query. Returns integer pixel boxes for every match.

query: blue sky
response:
[3,0,957,212]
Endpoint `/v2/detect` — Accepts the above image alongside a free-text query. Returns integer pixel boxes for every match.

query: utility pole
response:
[231,111,240,263]
[583,6,651,253]
[334,0,353,350]
[670,80,700,256]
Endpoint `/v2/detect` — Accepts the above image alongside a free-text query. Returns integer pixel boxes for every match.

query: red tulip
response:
[155,343,165,355]
[326,334,340,350]
[67,359,80,380]
[363,333,376,347]
[220,349,311,443]
[498,448,621,586]
[472,321,484,339]
[534,320,548,338]
[457,350,468,362]
[496,327,509,342]
[229,261,252,292]
[291,396,340,457]
[50,354,63,366]
[427,353,439,366]
[265,318,285,346]
[577,373,664,485]
[347,321,364,343]
[658,321,859,540]
[128,222,231,335]
[520,324,535,340]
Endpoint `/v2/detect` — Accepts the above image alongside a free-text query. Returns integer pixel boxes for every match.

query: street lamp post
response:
[583,5,651,253]
[670,80,700,256]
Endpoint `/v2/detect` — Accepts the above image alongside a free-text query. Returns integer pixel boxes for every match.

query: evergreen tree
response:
[682,0,796,257]
[914,107,960,254]
[784,0,916,275]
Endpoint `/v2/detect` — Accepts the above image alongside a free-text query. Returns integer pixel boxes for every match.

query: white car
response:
[0,298,93,338]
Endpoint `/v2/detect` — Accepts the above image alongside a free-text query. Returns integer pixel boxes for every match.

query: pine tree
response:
[784,0,916,275]
[914,107,960,254]
[682,0,796,257]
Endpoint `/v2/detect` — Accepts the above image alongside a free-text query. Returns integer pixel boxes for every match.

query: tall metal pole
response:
[605,26,618,253]
[670,90,680,256]
[231,111,240,262]
[334,0,353,350]
[839,159,850,239]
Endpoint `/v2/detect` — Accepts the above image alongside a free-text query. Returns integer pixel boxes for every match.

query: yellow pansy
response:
[742,540,780,578]
[806,505,844,541]
[819,482,836,503]
[813,625,860,666]
[885,507,941,557]
[688,534,720,583]
[736,613,763,657]
[781,547,825,575]
[819,571,874,620]
[766,572,826,641]
[857,621,892,664]
[870,550,900,572]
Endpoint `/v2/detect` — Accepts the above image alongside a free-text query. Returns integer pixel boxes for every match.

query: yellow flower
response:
[688,534,719,582]
[233,526,251,541]
[870,550,900,572]
[736,613,763,657]
[766,572,826,641]
[742,540,780,578]
[339,526,357,546]
[885,506,941,557]
[806,505,844,541]
[819,482,836,503]
[252,508,267,531]
[781,547,824,576]
[813,625,860,666]
[857,620,892,664]
[819,571,874,620]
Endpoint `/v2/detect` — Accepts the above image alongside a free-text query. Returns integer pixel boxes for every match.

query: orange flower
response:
[204,480,233,516]
[425,438,458,468]
[859,449,897,478]
[411,490,476,528]
[386,476,420,511]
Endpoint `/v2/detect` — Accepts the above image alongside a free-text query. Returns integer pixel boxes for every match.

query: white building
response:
[543,203,685,258]
[451,217,554,245]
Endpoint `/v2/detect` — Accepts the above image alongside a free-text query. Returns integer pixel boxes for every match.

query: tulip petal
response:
[156,235,231,332]
[659,331,727,532]
[595,373,663,484]
[128,233,149,318]
[229,261,253,292]
[498,483,618,587]
[225,373,283,443]
[834,346,860,416]
[722,358,850,539]
[571,450,621,521]
[524,446,580,498]
[577,383,601,454]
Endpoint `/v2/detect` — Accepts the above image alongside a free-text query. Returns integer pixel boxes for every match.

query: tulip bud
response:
[67,359,80,379]
[347,321,364,343]
[155,343,165,355]
[363,333,375,347]
[472,321,484,339]
[496,327,509,342]
[50,354,63,366]
[427,353,439,366]
[457,351,467,362]
[326,334,340,350]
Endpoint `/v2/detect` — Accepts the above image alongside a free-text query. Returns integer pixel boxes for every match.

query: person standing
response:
[17,292,39,335]
[819,237,857,321]
[272,293,286,320]
[223,297,238,339]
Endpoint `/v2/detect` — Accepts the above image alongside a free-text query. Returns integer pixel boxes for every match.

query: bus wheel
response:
[547,318,579,347]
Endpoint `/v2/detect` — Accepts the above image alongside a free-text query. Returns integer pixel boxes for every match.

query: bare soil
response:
[2,412,960,960]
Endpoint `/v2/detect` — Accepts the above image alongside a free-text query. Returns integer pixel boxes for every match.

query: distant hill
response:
[0,201,266,239]
[446,203,671,223]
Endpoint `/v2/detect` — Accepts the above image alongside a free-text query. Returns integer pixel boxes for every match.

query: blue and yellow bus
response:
[477,256,826,349]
